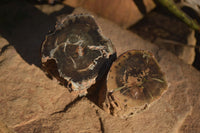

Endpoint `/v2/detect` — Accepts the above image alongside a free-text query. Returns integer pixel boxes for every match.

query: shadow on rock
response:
[0,0,74,67]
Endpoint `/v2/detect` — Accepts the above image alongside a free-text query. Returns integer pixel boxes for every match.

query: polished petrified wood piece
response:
[101,50,167,118]
[41,14,116,95]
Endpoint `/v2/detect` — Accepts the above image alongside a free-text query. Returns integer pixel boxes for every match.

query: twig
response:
[155,0,200,32]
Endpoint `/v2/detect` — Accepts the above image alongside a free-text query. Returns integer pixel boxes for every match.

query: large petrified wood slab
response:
[41,14,116,95]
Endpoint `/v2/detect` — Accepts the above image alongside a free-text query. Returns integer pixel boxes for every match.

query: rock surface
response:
[130,11,196,65]
[63,0,155,28]
[0,121,14,133]
[0,37,78,128]
[0,4,200,133]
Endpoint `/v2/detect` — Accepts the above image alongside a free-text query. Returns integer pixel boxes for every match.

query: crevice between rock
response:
[0,44,11,56]
[95,110,105,133]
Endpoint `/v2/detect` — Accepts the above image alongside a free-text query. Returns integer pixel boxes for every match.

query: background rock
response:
[130,11,196,65]
[63,0,155,28]
[0,2,200,133]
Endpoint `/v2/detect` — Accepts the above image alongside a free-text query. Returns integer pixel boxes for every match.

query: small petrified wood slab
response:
[101,50,167,118]
[41,14,116,96]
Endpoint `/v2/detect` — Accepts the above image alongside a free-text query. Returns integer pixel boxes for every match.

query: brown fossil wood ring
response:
[41,14,116,96]
[103,50,167,118]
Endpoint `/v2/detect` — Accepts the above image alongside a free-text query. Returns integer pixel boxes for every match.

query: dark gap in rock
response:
[193,32,200,71]
[181,6,200,22]
[132,0,147,15]
[95,110,105,133]
[87,75,107,108]
[99,117,105,133]
[87,53,116,107]
[181,6,200,71]
[0,44,11,56]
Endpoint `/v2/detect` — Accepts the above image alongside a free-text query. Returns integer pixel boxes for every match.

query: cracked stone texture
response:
[0,3,200,133]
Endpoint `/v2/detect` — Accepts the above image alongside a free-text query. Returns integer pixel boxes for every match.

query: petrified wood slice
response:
[41,14,116,95]
[101,50,167,118]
